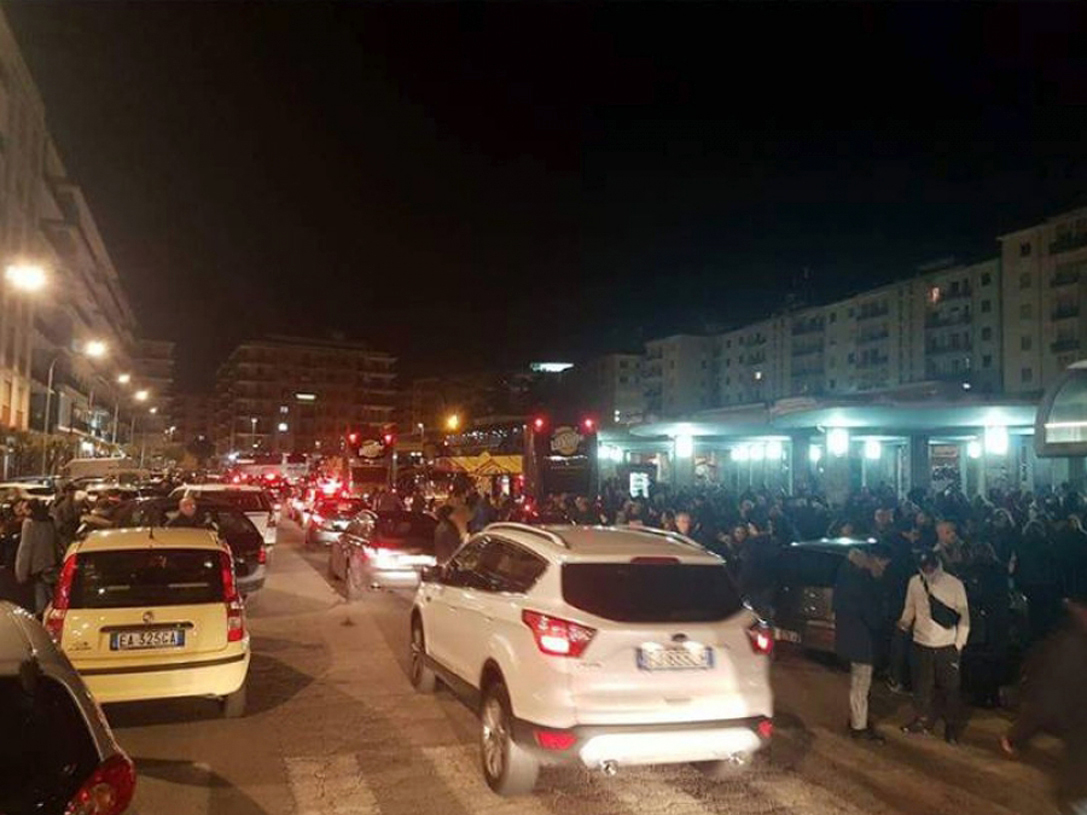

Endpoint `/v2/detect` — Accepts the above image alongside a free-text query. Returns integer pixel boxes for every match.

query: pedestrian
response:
[900,551,971,744]
[834,543,894,741]
[1001,593,1087,815]
[167,496,208,528]
[433,505,462,566]
[14,500,60,616]
[50,483,82,548]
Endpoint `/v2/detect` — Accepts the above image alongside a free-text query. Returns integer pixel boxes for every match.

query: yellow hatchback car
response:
[44,527,250,717]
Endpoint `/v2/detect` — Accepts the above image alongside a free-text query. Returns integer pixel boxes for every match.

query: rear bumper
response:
[511,715,772,768]
[238,564,266,595]
[78,650,250,704]
[366,566,422,589]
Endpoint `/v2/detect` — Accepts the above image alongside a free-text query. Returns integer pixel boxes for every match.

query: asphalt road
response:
[105,520,1066,815]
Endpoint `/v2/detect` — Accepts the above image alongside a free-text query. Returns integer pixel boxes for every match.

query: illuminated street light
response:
[116,373,131,385]
[149,406,158,415]
[445,414,461,431]
[134,390,150,402]
[5,263,46,293]
[827,428,850,457]
[83,340,107,358]
[675,434,694,459]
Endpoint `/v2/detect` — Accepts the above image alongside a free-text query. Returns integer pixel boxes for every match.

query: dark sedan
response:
[105,497,267,595]
[329,511,437,596]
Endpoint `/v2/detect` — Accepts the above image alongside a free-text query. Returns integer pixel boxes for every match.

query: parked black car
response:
[774,538,1028,702]
[99,497,267,595]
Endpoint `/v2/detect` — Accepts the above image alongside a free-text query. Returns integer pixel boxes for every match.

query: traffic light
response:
[348,431,359,445]
[383,432,394,447]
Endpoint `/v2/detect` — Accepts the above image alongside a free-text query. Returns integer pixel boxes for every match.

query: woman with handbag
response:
[14,499,59,616]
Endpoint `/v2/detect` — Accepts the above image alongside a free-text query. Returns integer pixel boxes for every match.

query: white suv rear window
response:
[562,562,743,623]
[71,549,224,608]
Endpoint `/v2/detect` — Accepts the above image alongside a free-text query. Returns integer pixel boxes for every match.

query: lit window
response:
[929,286,942,304]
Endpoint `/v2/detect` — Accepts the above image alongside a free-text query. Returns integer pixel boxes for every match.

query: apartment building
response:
[716,318,787,406]
[173,392,216,446]
[216,335,396,455]
[643,335,713,416]
[571,353,644,425]
[999,208,1087,396]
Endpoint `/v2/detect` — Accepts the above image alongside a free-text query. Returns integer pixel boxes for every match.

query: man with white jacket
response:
[899,550,971,744]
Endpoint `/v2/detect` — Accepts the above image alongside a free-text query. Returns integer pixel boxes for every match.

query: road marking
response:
[286,755,379,815]
[423,745,555,815]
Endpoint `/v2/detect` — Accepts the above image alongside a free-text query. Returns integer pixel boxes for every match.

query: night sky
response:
[7,2,1087,390]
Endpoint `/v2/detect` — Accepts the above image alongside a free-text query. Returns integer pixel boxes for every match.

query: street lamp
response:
[134,389,149,402]
[149,406,159,415]
[116,373,131,385]
[41,339,109,472]
[84,340,107,359]
[5,263,46,293]
[445,414,460,432]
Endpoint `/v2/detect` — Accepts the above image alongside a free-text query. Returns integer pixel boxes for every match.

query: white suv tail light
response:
[747,622,773,656]
[522,610,596,658]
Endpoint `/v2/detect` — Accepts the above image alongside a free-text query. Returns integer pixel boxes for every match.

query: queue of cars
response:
[0,479,280,814]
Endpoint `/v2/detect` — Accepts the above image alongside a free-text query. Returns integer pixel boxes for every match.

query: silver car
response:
[0,600,136,814]
[329,510,437,596]
[305,497,370,548]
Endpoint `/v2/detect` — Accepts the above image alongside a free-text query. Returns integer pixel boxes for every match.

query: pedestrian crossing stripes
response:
[421,745,556,815]
[286,755,380,815]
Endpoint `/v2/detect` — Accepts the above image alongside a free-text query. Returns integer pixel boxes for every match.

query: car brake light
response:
[747,622,773,656]
[757,718,774,740]
[534,730,577,751]
[220,551,246,642]
[65,752,136,815]
[522,610,595,658]
[45,555,78,643]
[257,546,267,565]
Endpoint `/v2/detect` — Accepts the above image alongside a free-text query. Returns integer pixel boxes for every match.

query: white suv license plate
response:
[110,629,185,651]
[637,645,714,671]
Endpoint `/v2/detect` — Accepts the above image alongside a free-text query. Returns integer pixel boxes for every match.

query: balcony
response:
[856,355,889,370]
[857,329,890,345]
[1052,338,1081,353]
[791,320,824,336]
[927,341,973,355]
[1053,304,1081,321]
[1051,270,1082,288]
[856,305,890,321]
[791,343,824,358]
[941,285,973,301]
[925,311,972,329]
[1049,232,1087,254]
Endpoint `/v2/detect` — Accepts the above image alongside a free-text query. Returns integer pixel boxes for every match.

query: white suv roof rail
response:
[627,526,708,552]
[485,522,571,550]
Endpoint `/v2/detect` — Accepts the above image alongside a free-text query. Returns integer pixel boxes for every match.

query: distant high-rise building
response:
[999,207,1087,396]
[215,336,396,455]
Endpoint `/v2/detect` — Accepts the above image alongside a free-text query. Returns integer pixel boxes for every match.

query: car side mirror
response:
[421,564,443,584]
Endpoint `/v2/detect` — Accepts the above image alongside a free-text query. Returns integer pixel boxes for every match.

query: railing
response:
[940,285,973,301]
[857,330,890,344]
[856,305,890,321]
[1049,233,1087,254]
[791,321,824,336]
[925,311,972,328]
[1051,270,1082,287]
[927,342,973,355]
[1053,305,1081,321]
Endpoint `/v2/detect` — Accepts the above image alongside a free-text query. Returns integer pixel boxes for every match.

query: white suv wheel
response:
[480,680,538,796]
[410,621,437,693]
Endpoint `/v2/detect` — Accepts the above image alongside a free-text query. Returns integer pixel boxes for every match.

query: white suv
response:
[410,523,773,795]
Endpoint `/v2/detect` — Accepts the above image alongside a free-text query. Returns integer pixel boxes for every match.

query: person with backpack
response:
[14,500,60,616]
[899,550,971,744]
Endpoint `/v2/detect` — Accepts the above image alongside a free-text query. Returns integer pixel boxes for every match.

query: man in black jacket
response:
[1002,593,1087,814]
[834,543,893,742]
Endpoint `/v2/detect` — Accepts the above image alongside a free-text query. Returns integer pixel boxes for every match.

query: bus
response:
[348,434,395,497]
[523,415,598,499]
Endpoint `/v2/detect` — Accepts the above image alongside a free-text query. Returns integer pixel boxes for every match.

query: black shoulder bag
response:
[922,577,961,629]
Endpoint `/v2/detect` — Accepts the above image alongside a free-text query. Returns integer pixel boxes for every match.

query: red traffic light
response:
[583,418,595,432]
[533,417,545,431]
[383,433,394,446]
[348,432,359,444]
